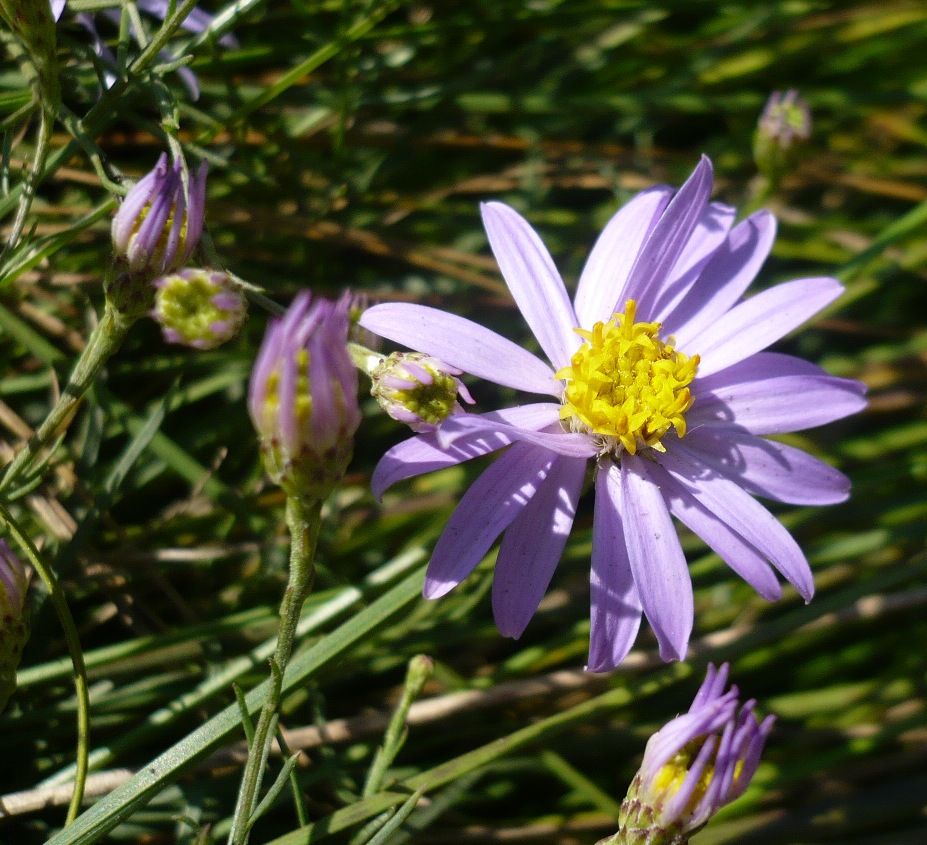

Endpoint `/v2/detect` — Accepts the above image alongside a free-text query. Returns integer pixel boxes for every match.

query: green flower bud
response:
[152,269,247,350]
[753,90,811,184]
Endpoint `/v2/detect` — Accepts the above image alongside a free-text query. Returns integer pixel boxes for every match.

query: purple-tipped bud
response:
[248,292,362,502]
[111,154,208,277]
[152,268,247,350]
[753,90,812,182]
[599,664,775,845]
[0,540,30,713]
[344,291,380,351]
[371,351,474,433]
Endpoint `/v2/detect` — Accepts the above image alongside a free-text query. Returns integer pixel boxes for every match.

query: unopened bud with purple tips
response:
[598,664,774,845]
[753,90,812,183]
[371,352,474,433]
[248,292,362,502]
[111,153,207,277]
[0,540,30,712]
[344,291,380,351]
[152,268,247,350]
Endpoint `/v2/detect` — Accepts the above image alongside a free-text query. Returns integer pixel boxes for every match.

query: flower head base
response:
[0,540,30,712]
[372,352,474,433]
[600,664,774,845]
[248,292,361,502]
[153,269,247,350]
[557,300,699,456]
[111,153,207,278]
[754,90,812,182]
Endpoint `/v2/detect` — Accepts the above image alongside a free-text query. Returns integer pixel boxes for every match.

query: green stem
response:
[5,106,55,255]
[227,496,321,845]
[362,656,433,798]
[0,502,89,825]
[0,303,135,493]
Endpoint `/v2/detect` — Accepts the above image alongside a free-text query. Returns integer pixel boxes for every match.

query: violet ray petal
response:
[645,459,782,600]
[683,424,851,505]
[247,317,283,424]
[620,455,694,662]
[360,303,560,396]
[665,734,718,824]
[734,714,775,798]
[112,155,167,248]
[424,443,554,599]
[657,444,814,600]
[620,156,714,320]
[696,722,735,821]
[693,350,827,392]
[684,277,845,377]
[643,694,737,774]
[663,210,776,340]
[436,413,597,459]
[688,374,868,435]
[164,162,186,269]
[669,202,736,282]
[650,201,736,324]
[371,404,560,499]
[574,186,672,327]
[691,663,729,712]
[492,455,586,638]
[587,462,643,671]
[184,162,208,258]
[480,202,579,370]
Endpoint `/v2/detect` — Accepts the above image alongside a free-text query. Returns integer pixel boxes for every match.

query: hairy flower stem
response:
[0,303,136,494]
[228,496,321,845]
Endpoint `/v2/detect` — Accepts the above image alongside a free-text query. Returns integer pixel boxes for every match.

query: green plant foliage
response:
[0,1,925,843]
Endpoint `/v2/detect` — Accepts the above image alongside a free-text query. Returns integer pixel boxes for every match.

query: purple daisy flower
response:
[599,663,774,844]
[360,156,866,671]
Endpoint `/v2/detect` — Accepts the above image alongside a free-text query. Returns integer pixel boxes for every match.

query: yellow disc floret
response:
[555,300,699,456]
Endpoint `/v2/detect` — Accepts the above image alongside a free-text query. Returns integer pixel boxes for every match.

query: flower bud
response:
[753,89,811,183]
[0,540,30,712]
[152,268,247,350]
[248,292,362,502]
[404,654,435,700]
[371,352,474,432]
[111,153,207,277]
[344,291,380,351]
[599,664,774,845]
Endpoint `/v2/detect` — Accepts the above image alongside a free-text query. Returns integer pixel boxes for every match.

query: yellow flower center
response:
[555,300,699,456]
[264,349,313,436]
[651,752,713,818]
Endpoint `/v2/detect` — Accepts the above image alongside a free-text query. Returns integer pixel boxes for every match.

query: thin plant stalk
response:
[0,302,136,493]
[227,496,321,845]
[0,502,89,825]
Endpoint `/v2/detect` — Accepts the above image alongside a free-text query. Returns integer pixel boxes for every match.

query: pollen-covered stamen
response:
[555,299,699,455]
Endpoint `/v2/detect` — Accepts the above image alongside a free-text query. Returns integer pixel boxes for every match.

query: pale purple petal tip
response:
[480,201,578,370]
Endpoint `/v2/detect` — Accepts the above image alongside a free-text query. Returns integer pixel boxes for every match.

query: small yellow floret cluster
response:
[556,300,698,455]
[650,751,713,816]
